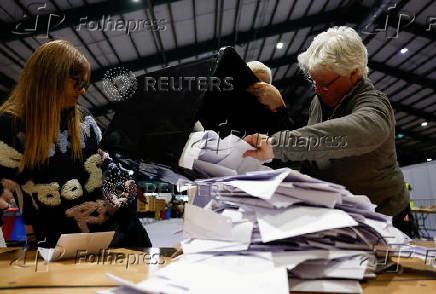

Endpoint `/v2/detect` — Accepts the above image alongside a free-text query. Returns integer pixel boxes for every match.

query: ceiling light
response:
[427,158,432,162]
[400,48,408,54]
[276,42,284,50]
[421,121,428,127]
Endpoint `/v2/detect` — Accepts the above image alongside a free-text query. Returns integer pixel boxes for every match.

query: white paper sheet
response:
[291,256,368,280]
[256,206,358,243]
[193,159,237,177]
[182,221,253,253]
[271,250,370,270]
[141,254,289,294]
[183,204,232,241]
[223,170,291,199]
[38,231,114,261]
[289,279,363,293]
[178,131,207,169]
[179,130,270,175]
[277,183,342,208]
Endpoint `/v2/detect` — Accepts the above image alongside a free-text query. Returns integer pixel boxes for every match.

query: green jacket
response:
[271,78,409,216]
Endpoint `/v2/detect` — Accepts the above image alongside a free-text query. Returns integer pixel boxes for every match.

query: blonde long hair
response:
[0,40,90,172]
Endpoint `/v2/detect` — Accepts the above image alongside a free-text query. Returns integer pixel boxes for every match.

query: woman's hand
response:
[247,82,286,112]
[242,134,275,161]
[98,149,111,161]
[0,179,16,210]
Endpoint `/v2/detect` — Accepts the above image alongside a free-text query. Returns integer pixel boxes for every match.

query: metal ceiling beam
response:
[88,2,436,121]
[90,7,344,83]
[264,53,436,124]
[0,0,182,42]
[369,60,436,91]
[392,101,436,124]
[355,1,435,44]
[395,127,436,146]
[265,51,436,92]
[90,52,436,123]
[0,72,16,89]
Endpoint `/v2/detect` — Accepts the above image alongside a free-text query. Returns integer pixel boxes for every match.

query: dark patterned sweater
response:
[0,109,151,247]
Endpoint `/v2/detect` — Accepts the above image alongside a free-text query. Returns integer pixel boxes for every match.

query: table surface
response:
[412,206,436,213]
[1,246,436,294]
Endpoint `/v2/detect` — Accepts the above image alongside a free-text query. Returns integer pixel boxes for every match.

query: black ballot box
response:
[100,47,290,169]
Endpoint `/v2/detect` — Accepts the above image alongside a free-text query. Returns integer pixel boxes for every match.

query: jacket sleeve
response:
[271,91,394,161]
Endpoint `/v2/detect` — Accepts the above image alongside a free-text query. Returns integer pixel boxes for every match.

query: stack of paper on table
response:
[103,168,409,294]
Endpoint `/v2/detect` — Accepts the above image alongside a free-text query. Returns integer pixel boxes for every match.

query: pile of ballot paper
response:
[103,166,409,294]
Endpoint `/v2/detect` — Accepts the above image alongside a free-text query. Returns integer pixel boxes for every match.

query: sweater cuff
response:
[271,132,284,160]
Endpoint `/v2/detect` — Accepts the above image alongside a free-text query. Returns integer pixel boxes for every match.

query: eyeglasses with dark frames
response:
[308,75,341,92]
[70,77,89,91]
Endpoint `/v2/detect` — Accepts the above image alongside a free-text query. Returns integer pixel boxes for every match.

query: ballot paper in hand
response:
[179,130,271,176]
[38,231,114,262]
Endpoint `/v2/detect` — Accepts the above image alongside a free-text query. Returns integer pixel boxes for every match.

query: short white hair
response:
[247,61,272,83]
[297,26,368,78]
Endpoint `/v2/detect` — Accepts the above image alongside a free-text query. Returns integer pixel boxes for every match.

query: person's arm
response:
[271,92,394,161]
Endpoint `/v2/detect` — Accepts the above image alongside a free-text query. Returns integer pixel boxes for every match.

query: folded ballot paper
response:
[104,168,410,294]
[179,130,272,177]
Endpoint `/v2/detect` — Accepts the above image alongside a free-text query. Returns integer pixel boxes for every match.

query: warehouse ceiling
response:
[0,0,435,166]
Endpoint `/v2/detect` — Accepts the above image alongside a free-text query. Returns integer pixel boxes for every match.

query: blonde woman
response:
[0,40,151,247]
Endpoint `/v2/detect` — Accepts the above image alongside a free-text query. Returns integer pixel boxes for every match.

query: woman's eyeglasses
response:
[309,75,341,92]
[70,77,89,91]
